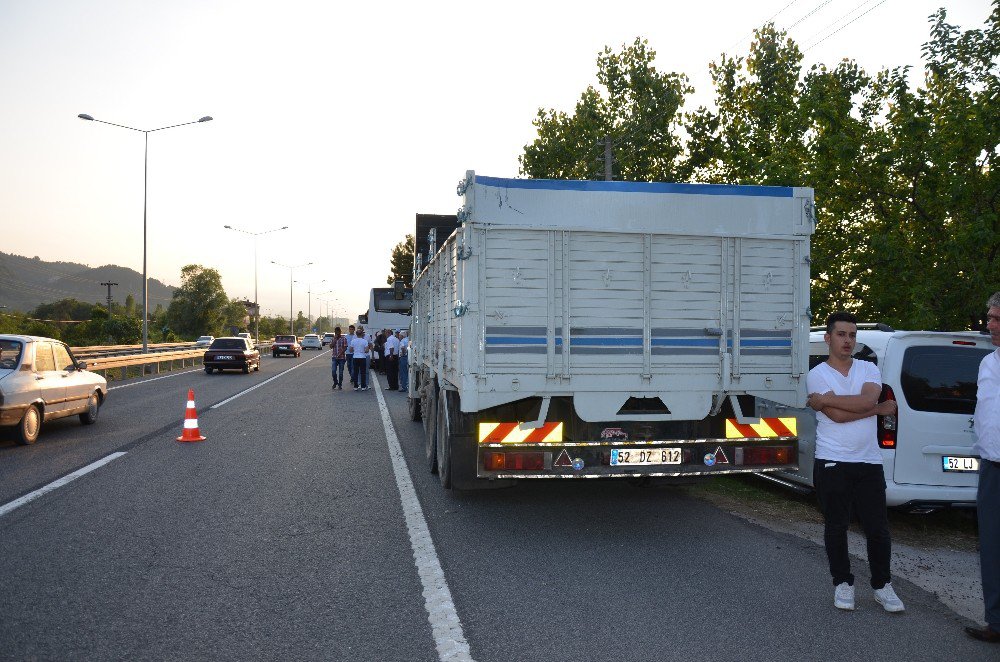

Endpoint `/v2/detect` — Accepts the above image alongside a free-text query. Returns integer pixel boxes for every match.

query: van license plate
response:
[942,456,979,472]
[611,448,681,466]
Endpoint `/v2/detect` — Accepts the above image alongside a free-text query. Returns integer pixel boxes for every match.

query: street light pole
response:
[295,279,326,333]
[271,260,312,334]
[78,113,213,353]
[224,224,288,341]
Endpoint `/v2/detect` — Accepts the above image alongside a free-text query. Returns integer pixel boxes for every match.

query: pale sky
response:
[0,0,992,321]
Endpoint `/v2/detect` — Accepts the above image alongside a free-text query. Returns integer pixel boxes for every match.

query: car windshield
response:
[197,336,213,342]
[900,345,991,414]
[0,339,23,370]
[210,339,245,350]
[276,336,296,342]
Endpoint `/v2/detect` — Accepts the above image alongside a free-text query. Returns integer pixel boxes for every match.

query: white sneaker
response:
[834,582,855,610]
[874,583,905,612]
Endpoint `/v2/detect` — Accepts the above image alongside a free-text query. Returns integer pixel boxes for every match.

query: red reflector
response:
[483,451,545,471]
[740,446,792,465]
[878,385,897,449]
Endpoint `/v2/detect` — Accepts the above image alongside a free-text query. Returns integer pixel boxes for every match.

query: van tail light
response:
[878,385,897,449]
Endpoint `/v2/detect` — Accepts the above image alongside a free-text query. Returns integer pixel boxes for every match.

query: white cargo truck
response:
[408,172,814,489]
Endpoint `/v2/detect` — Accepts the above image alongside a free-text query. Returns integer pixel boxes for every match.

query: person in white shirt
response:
[349,328,371,391]
[398,331,410,392]
[807,312,901,613]
[383,330,401,391]
[967,292,1000,643]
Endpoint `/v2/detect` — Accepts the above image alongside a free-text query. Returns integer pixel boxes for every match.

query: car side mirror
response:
[76,360,88,371]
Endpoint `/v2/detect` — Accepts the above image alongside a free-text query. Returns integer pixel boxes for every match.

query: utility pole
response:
[100,281,118,315]
[603,135,614,181]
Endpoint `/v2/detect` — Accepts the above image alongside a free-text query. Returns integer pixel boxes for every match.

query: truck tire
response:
[422,380,438,474]
[437,388,511,491]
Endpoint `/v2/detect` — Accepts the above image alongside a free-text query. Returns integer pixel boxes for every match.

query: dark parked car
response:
[272,334,301,358]
[204,337,260,374]
[0,335,107,445]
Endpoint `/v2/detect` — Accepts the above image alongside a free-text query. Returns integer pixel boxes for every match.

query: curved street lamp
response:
[224,224,288,341]
[78,113,213,353]
[271,260,312,334]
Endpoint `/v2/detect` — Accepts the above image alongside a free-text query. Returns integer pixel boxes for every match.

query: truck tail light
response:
[878,385,897,449]
[483,451,545,471]
[736,446,791,465]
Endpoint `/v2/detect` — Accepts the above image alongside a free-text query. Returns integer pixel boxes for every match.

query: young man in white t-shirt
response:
[807,312,902,613]
[349,328,371,391]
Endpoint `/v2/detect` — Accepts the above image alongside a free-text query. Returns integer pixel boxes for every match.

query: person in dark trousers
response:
[349,327,371,391]
[345,324,357,387]
[807,312,902,612]
[383,329,400,391]
[330,326,349,390]
[967,292,1000,643]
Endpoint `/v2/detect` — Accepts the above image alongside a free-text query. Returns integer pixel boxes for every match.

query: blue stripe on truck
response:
[474,176,795,198]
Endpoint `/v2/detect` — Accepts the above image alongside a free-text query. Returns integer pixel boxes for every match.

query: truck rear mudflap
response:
[476,420,798,479]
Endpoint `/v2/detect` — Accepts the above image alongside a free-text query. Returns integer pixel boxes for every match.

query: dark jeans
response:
[978,459,1000,627]
[332,358,346,387]
[385,355,398,390]
[346,354,356,385]
[813,459,892,589]
[353,357,368,389]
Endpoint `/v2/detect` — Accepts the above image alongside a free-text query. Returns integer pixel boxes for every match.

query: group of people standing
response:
[327,324,409,393]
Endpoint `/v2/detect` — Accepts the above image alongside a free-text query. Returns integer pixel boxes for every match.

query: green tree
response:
[165,265,231,339]
[386,234,415,287]
[294,311,308,335]
[520,38,692,181]
[124,294,137,318]
[32,298,95,322]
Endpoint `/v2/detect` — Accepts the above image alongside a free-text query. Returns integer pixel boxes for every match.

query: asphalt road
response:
[0,351,995,661]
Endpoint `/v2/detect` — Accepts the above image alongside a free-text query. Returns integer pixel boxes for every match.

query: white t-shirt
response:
[973,349,1000,462]
[808,359,883,464]
[400,337,409,355]
[349,336,369,358]
[384,335,400,357]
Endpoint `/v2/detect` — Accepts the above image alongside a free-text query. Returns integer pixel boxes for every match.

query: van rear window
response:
[900,346,991,414]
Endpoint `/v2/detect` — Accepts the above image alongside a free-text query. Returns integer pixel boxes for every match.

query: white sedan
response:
[301,334,323,350]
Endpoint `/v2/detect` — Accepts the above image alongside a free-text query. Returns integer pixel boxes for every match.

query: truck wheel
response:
[437,393,453,489]
[422,382,438,474]
[436,389,499,491]
[407,395,421,421]
[15,404,41,445]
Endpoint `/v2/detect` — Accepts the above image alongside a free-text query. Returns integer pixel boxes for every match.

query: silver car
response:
[0,335,108,445]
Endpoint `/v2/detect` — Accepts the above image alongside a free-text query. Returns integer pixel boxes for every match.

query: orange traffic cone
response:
[176,388,206,442]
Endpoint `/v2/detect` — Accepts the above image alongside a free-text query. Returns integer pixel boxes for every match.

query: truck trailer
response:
[408,172,814,489]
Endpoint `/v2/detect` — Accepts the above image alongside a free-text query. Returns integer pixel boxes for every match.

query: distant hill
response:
[0,252,176,314]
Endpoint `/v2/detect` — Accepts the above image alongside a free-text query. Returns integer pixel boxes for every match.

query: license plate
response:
[610,448,681,466]
[942,456,979,472]
[216,355,234,360]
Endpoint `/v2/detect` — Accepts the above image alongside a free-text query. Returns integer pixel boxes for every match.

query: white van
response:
[758,325,992,512]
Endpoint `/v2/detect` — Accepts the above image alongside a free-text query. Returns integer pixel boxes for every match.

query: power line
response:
[729,0,803,51]
[785,0,835,30]
[804,0,890,51]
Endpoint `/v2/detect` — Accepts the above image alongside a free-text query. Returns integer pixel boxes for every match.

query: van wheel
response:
[15,404,41,445]
[422,383,438,474]
[79,393,100,425]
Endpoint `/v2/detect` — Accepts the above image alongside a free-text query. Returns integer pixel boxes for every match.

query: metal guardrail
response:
[75,341,275,380]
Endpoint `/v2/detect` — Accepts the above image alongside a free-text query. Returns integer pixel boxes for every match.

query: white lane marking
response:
[0,452,127,518]
[109,368,203,390]
[210,351,329,409]
[373,376,475,662]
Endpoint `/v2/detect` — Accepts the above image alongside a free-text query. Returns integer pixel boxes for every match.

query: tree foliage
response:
[165,265,231,339]
[387,234,415,287]
[518,5,1000,330]
[521,38,692,181]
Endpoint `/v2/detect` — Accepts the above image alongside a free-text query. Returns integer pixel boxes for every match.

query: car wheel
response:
[254,361,260,372]
[243,362,250,374]
[15,404,41,445]
[205,366,213,374]
[272,352,277,358]
[79,393,100,425]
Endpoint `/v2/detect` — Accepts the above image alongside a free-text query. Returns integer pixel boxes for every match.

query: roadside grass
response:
[682,474,980,553]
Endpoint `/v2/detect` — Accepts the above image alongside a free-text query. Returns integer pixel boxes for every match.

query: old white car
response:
[0,335,108,445]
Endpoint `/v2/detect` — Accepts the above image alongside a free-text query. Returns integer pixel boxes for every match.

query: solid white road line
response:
[0,452,127,518]
[210,351,329,409]
[373,376,475,662]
